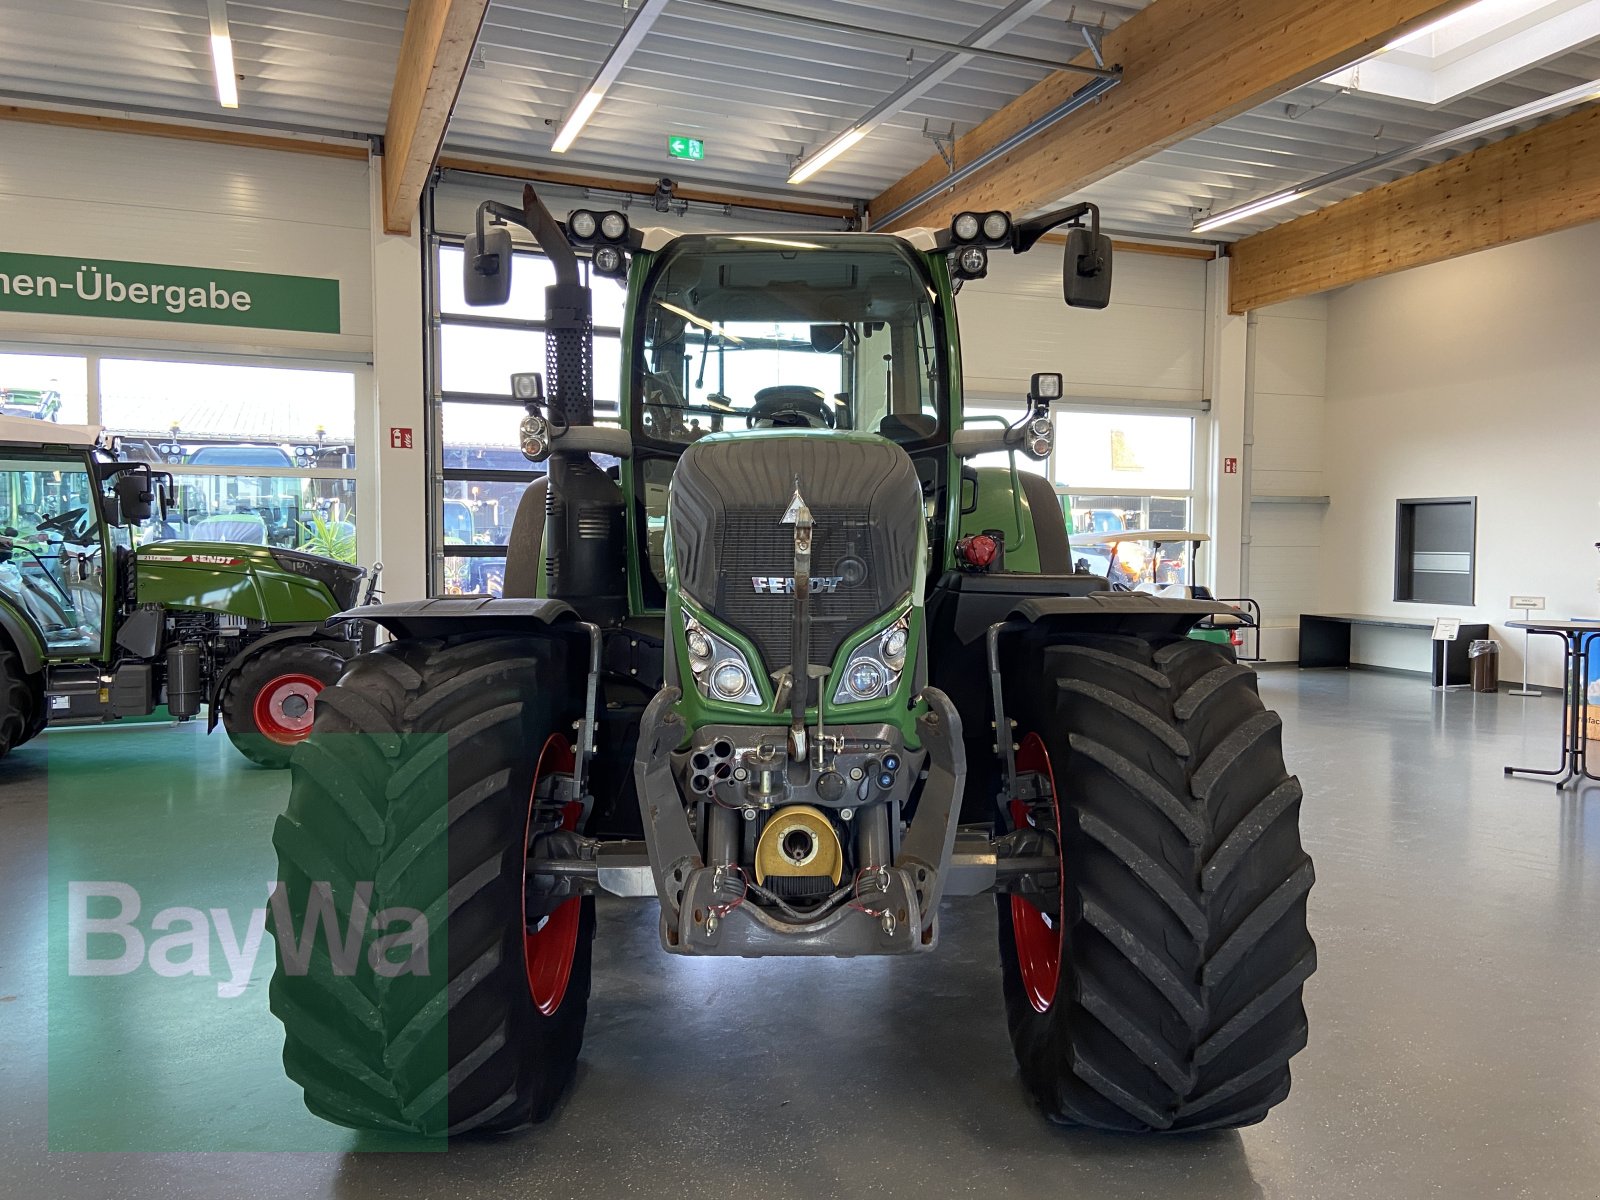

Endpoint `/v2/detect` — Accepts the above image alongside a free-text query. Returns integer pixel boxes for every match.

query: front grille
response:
[711,506,881,690]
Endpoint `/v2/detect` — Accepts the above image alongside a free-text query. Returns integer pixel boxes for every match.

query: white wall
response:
[1248,296,1330,660]
[0,123,373,358]
[958,248,1208,405]
[1322,221,1600,686]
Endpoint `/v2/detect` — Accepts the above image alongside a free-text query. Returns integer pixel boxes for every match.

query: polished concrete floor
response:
[3,668,1599,1198]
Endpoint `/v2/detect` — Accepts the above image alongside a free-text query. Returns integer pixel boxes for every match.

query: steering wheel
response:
[746,386,835,429]
[36,507,88,539]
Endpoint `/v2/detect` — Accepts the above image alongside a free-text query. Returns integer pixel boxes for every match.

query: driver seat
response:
[749,385,833,429]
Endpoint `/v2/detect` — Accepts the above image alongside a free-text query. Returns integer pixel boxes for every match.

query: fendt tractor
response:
[0,415,373,766]
[269,188,1316,1136]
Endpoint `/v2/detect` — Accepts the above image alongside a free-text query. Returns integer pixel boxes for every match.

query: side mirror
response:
[810,324,848,353]
[1062,227,1113,310]
[114,473,155,524]
[463,223,514,307]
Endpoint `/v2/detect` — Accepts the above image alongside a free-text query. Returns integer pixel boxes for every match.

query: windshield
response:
[634,235,946,446]
[0,452,106,655]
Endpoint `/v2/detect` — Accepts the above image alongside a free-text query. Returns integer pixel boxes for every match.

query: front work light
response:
[568,209,599,241]
[952,212,981,242]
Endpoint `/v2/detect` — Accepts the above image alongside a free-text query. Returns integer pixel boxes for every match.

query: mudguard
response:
[327,596,577,641]
[1010,590,1240,637]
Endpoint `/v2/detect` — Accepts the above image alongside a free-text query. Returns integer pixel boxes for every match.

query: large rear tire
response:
[220,641,347,768]
[0,646,43,760]
[997,633,1315,1132]
[268,632,593,1136]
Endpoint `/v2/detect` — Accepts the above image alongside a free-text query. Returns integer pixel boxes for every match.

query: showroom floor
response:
[2,668,1598,1199]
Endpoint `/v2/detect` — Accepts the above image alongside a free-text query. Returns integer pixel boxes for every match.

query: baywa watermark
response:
[67,880,430,998]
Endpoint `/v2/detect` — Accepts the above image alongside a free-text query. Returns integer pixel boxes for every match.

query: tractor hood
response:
[136,541,363,621]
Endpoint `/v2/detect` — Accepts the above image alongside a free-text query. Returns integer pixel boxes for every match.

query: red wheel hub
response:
[523,734,581,1016]
[251,673,324,745]
[1009,732,1064,1014]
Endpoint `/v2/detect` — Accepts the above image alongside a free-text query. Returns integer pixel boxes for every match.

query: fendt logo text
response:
[751,576,843,594]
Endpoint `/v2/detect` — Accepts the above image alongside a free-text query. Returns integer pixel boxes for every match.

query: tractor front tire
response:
[268,632,593,1136]
[997,632,1315,1132]
[0,646,43,760]
[220,641,347,767]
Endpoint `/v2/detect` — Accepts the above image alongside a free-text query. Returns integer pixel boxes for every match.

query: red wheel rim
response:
[1009,732,1064,1014]
[251,673,324,745]
[523,734,581,1017]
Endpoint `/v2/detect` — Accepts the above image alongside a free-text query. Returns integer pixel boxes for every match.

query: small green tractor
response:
[269,188,1315,1135]
[0,416,374,767]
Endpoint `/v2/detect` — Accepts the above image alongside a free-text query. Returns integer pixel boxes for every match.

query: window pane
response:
[1056,412,1192,491]
[438,245,557,319]
[442,477,536,550]
[440,325,546,395]
[1064,495,1192,587]
[591,276,628,329]
[100,359,357,467]
[155,474,358,561]
[0,351,89,424]
[441,554,508,598]
[441,400,525,469]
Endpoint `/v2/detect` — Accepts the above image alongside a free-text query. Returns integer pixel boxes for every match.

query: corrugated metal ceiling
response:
[0,0,1597,243]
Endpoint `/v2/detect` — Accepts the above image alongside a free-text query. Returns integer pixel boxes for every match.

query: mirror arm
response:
[1011,201,1099,254]
[471,189,580,288]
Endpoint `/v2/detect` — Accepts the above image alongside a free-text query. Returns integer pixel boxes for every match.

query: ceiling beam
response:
[1227,102,1600,312]
[0,104,368,159]
[870,0,1478,231]
[383,0,492,236]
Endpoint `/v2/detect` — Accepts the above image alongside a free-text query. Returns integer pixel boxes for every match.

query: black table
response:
[1503,620,1600,789]
[1299,613,1489,687]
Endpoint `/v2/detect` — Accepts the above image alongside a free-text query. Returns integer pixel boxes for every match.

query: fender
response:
[1010,591,1244,638]
[206,624,356,732]
[328,596,577,641]
[0,600,45,675]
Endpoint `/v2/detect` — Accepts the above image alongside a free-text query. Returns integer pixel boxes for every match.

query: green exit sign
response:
[667,135,704,161]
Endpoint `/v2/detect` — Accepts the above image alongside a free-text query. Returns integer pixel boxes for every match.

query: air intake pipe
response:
[475,186,627,623]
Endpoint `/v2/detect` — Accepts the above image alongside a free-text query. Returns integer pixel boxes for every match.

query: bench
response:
[1299,613,1490,687]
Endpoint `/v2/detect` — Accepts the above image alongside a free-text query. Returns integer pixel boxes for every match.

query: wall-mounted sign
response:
[0,253,340,334]
[1224,456,1238,474]
[389,427,414,450]
[667,135,705,161]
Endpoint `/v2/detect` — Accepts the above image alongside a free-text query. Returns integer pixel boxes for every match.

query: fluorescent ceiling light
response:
[550,0,670,154]
[783,0,1057,187]
[206,0,238,109]
[788,129,865,185]
[1193,75,1600,234]
[1192,190,1303,233]
[658,301,743,342]
[551,90,602,154]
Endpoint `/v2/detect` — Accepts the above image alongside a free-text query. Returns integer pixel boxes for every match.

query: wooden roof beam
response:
[383,0,491,236]
[870,0,1479,232]
[1227,102,1600,312]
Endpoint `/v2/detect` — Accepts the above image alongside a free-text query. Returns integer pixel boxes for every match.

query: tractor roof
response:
[634,226,942,252]
[0,414,101,448]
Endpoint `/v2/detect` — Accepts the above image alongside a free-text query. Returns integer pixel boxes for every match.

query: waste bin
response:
[1469,639,1499,692]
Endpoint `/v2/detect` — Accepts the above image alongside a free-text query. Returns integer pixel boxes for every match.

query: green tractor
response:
[0,415,375,767]
[268,188,1315,1135]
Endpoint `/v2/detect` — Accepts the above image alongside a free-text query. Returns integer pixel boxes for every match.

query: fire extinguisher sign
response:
[389,427,414,450]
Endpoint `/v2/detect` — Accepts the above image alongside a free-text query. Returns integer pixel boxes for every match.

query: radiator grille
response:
[711,506,880,686]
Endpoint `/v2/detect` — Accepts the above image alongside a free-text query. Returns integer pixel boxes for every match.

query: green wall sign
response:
[0,253,341,334]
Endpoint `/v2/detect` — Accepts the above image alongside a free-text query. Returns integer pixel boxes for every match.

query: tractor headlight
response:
[599,211,629,241]
[982,211,1011,241]
[568,209,599,241]
[832,608,911,705]
[683,611,762,706]
[952,212,981,242]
